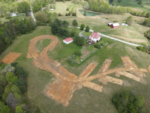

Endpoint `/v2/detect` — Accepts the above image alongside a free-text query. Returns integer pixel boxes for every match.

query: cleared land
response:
[1,26,150,113]
[2,52,22,64]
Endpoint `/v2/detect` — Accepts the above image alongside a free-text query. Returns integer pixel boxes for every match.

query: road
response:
[79,28,140,47]
[30,6,36,22]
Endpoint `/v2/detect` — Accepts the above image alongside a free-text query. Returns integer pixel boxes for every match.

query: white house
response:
[63,37,73,44]
[89,32,101,43]
[10,12,17,17]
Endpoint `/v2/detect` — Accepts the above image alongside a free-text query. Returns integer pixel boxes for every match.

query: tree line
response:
[0,18,36,54]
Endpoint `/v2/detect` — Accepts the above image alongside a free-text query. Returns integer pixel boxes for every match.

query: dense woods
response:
[0,63,28,113]
[0,18,36,54]
[112,90,147,113]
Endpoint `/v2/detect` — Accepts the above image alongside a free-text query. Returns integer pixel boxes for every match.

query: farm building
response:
[108,23,119,29]
[89,32,101,43]
[10,12,18,17]
[63,37,73,44]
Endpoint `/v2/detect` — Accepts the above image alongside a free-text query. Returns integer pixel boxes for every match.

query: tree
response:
[80,24,85,30]
[14,79,27,94]
[126,16,134,25]
[138,0,143,5]
[11,85,20,93]
[6,72,18,83]
[0,101,10,113]
[15,105,24,113]
[35,12,48,24]
[74,35,84,46]
[85,26,90,32]
[5,37,11,46]
[17,2,30,13]
[72,19,78,27]
[51,22,59,34]
[62,21,69,28]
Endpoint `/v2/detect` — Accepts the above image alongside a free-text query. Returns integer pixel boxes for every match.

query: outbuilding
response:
[63,37,73,44]
[108,23,119,29]
[89,32,101,43]
[10,12,18,17]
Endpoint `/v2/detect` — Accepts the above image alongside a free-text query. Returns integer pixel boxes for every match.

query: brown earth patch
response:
[2,52,22,64]
[81,50,91,59]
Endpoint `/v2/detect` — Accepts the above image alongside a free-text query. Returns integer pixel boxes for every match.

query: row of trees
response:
[0,63,28,113]
[112,90,146,113]
[80,24,90,32]
[0,18,36,54]
[88,0,131,14]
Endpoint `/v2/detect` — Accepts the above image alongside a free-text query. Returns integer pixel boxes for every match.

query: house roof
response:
[90,32,100,39]
[63,37,73,42]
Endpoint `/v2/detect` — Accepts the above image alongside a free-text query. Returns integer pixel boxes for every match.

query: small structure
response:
[63,37,73,44]
[108,23,119,29]
[88,32,101,43]
[122,23,128,26]
[10,12,17,17]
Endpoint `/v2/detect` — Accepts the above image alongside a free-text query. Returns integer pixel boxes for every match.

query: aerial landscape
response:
[0,0,150,113]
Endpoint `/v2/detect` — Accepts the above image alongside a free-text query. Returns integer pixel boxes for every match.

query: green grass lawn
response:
[36,39,51,54]
[82,31,91,37]
[0,25,150,113]
[118,0,150,11]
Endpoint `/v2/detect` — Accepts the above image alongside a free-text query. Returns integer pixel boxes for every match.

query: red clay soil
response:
[27,35,150,107]
[2,52,22,64]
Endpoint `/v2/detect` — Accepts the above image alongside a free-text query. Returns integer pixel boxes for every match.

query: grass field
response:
[118,0,150,11]
[0,26,150,112]
[59,13,150,44]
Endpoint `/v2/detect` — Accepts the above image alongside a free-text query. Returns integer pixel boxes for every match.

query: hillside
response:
[118,0,150,11]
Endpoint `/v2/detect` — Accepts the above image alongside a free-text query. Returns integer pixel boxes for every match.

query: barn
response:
[108,23,119,29]
[63,37,73,44]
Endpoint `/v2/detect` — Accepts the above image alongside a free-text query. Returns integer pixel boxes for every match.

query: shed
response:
[63,37,73,44]
[10,12,17,17]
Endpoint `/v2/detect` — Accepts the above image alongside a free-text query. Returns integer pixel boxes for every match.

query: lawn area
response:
[59,14,149,44]
[0,17,9,23]
[82,31,91,37]
[36,39,51,54]
[118,0,150,11]
[0,26,150,112]
[49,1,81,15]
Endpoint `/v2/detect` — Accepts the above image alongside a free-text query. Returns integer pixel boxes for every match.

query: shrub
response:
[126,16,134,25]
[74,51,82,56]
[94,43,101,49]
[35,12,48,24]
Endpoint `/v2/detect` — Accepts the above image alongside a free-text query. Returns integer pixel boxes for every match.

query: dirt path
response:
[27,35,150,106]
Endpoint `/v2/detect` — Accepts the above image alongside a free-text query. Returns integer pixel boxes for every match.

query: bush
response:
[126,16,134,25]
[74,51,82,56]
[17,2,30,13]
[94,43,101,49]
[136,46,146,52]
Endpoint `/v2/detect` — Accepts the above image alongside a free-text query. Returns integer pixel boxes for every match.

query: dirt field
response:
[2,52,22,64]
[27,35,150,107]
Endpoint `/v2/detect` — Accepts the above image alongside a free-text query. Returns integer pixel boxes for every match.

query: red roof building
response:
[63,37,73,44]
[108,23,119,29]
[89,32,101,43]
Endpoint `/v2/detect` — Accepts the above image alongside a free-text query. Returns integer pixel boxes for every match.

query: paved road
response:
[30,6,36,22]
[79,31,88,39]
[79,28,140,47]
